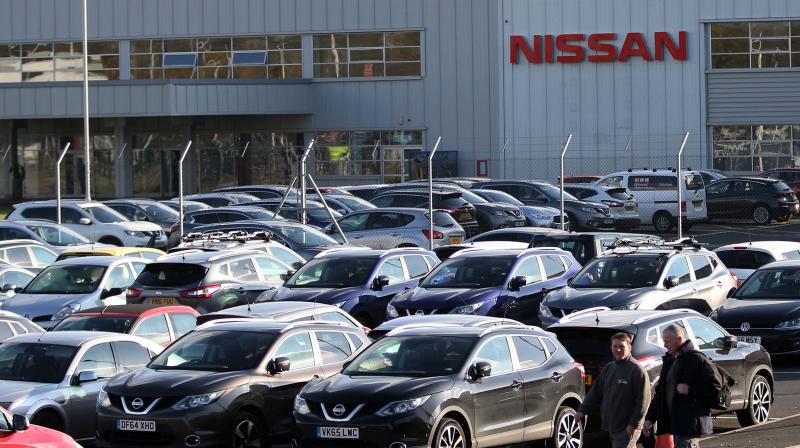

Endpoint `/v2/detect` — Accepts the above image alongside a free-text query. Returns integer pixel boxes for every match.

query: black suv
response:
[706,177,799,224]
[96,320,370,448]
[293,324,585,448]
[370,190,481,238]
[126,250,291,313]
[549,309,774,429]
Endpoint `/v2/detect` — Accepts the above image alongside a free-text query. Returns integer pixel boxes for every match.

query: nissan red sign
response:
[510,32,688,64]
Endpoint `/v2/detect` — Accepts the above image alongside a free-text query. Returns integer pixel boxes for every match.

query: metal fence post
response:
[55,142,71,226]
[178,140,193,240]
[560,134,573,231]
[298,140,314,225]
[428,136,442,250]
[676,131,690,239]
[500,137,510,178]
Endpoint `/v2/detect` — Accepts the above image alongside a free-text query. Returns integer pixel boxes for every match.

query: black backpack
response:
[696,352,736,410]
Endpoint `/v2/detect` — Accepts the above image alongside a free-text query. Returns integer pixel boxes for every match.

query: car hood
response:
[518,205,560,216]
[104,367,252,397]
[474,203,518,213]
[267,286,364,305]
[716,298,800,328]
[544,286,652,309]
[391,287,500,310]
[0,380,61,403]
[301,374,454,403]
[2,293,92,316]
[113,221,163,232]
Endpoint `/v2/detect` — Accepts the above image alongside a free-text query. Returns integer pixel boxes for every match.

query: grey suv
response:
[327,208,466,249]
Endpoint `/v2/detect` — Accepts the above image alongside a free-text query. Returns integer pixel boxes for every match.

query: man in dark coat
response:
[643,324,722,448]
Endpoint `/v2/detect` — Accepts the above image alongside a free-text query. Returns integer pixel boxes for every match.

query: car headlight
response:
[386,303,399,318]
[376,396,430,417]
[125,230,148,238]
[97,388,111,408]
[539,302,553,318]
[294,396,311,415]
[612,302,640,311]
[776,317,800,330]
[52,303,81,321]
[451,302,484,315]
[172,391,224,410]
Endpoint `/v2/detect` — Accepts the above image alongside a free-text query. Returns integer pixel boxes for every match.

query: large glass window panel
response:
[21,43,53,57]
[22,58,54,72]
[91,135,116,196]
[711,38,750,53]
[350,49,384,62]
[132,134,161,195]
[53,42,82,56]
[232,52,266,65]
[234,66,266,78]
[0,59,21,71]
[197,133,238,191]
[714,125,751,141]
[0,45,21,58]
[349,33,384,48]
[268,65,301,79]
[751,53,789,68]
[313,34,348,49]
[386,47,421,62]
[131,69,163,79]
[314,63,348,78]
[711,22,750,38]
[386,62,421,76]
[386,32,421,47]
[268,50,302,65]
[269,35,301,50]
[197,38,231,52]
[349,63,384,77]
[131,54,161,68]
[711,54,750,69]
[164,67,196,78]
[164,39,196,52]
[234,37,266,51]
[751,21,790,37]
[87,41,119,55]
[751,38,789,52]
[22,71,53,82]
[314,49,349,64]
[131,40,162,54]
[198,52,230,67]
[198,67,229,79]
[163,53,197,67]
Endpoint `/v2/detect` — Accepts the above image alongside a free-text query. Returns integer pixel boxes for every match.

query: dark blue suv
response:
[387,247,581,325]
[256,248,439,328]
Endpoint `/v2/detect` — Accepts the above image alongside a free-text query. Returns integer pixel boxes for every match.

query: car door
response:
[314,330,355,376]
[227,257,264,304]
[68,342,118,440]
[725,181,753,218]
[131,314,172,346]
[505,256,547,322]
[370,256,411,322]
[685,317,747,405]
[101,264,135,305]
[335,212,370,244]
[705,181,732,218]
[659,255,697,307]
[688,255,720,311]
[469,335,525,445]
[64,207,98,240]
[510,335,554,440]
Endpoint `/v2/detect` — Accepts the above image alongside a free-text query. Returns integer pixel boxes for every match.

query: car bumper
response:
[294,409,433,448]
[613,217,641,229]
[576,214,615,230]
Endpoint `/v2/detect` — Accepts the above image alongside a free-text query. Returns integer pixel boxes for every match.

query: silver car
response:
[325,207,466,249]
[564,184,642,230]
[0,331,163,443]
[470,188,570,229]
[0,256,150,329]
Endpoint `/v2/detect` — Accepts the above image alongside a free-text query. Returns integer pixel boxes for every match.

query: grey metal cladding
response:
[707,72,800,125]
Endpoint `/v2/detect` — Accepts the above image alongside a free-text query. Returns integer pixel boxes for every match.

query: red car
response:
[557,175,603,184]
[51,304,200,347]
[0,407,78,447]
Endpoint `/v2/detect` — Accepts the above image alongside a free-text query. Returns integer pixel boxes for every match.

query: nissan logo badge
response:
[332,404,346,417]
[415,310,424,316]
[131,398,144,410]
[740,322,751,333]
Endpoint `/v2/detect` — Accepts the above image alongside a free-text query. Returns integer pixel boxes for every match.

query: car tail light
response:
[179,284,222,299]
[169,224,179,234]
[635,356,661,370]
[601,200,624,208]
[680,201,687,212]
[126,287,142,299]
[422,229,444,239]
[574,362,586,381]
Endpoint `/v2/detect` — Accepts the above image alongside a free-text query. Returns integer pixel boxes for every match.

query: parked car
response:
[241,199,343,228]
[706,177,798,224]
[308,193,377,214]
[0,220,91,250]
[197,301,364,331]
[7,201,167,248]
[339,184,389,200]
[258,248,440,328]
[564,184,641,230]
[470,188,569,229]
[539,240,736,327]
[433,241,530,261]
[174,206,283,245]
[0,405,80,447]
[96,320,369,448]
[759,168,800,203]
[528,231,663,266]
[712,261,800,357]
[104,199,180,237]
[158,199,210,213]
[293,324,586,448]
[388,247,580,325]
[2,256,150,329]
[0,331,163,443]
[550,308,774,429]
[174,193,260,207]
[370,189,481,238]
[698,169,728,187]
[466,226,569,244]
[714,241,800,285]
[173,231,306,269]
[594,169,707,232]
[0,264,36,303]
[0,240,57,273]
[214,184,299,200]
[472,180,614,231]
[51,304,200,347]
[327,208,466,249]
[0,310,43,342]
[126,250,290,314]
[368,314,523,339]
[56,246,165,262]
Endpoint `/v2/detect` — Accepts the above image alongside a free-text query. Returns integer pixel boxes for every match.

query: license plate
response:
[117,419,156,432]
[514,220,525,227]
[584,374,593,386]
[449,236,463,245]
[737,336,761,344]
[148,298,177,305]
[624,204,636,211]
[603,218,614,224]
[692,200,703,209]
[459,212,472,221]
[317,427,359,439]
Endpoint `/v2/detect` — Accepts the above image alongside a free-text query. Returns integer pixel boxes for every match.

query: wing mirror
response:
[468,361,492,380]
[11,414,28,432]
[101,287,124,299]
[509,276,527,291]
[291,261,303,270]
[664,276,680,289]
[372,275,390,291]
[1,284,21,294]
[268,356,291,375]
[535,195,548,203]
[723,335,738,349]
[74,370,98,385]
[281,270,297,281]
[78,217,92,225]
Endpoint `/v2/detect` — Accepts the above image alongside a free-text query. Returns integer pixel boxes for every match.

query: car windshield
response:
[0,343,78,383]
[538,184,578,201]
[82,205,128,223]
[306,208,342,220]
[52,315,137,333]
[421,256,515,288]
[571,256,666,289]
[286,257,378,288]
[137,202,179,221]
[735,268,800,300]
[334,196,375,211]
[149,330,276,372]
[477,190,524,206]
[343,336,475,377]
[273,225,339,247]
[26,224,89,246]
[715,250,776,270]
[23,265,106,294]
[457,190,488,204]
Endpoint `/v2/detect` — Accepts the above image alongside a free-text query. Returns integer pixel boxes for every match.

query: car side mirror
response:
[536,195,548,203]
[727,288,736,298]
[78,217,92,225]
[468,361,492,380]
[723,335,738,349]
[281,270,297,281]
[101,287,124,299]
[75,370,98,384]
[291,261,303,270]
[11,414,28,432]
[372,275,390,291]
[268,356,291,375]
[509,276,527,291]
[1,284,18,294]
[664,276,680,289]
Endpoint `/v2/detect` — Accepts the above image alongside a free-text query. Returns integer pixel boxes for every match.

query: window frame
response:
[312,30,424,80]
[709,20,799,71]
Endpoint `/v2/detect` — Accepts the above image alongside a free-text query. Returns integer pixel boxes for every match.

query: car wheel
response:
[652,212,674,233]
[752,205,771,225]
[32,409,64,432]
[550,406,583,448]
[231,411,268,448]
[432,417,467,448]
[98,236,123,246]
[737,374,771,427]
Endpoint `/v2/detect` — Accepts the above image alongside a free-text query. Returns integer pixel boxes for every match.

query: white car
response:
[7,201,167,249]
[564,184,641,230]
[714,241,800,285]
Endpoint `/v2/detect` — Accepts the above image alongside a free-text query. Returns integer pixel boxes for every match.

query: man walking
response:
[576,333,650,448]
[643,324,722,448]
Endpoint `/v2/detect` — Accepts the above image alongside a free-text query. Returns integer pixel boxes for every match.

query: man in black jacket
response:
[643,324,722,448]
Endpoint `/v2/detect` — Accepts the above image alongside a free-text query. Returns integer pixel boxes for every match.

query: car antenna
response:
[595,311,600,327]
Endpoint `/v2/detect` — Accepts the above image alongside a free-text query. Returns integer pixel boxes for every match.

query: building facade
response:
[0,0,797,199]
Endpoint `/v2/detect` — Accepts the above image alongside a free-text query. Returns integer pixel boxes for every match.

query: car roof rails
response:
[181,230,273,245]
[606,236,665,251]
[631,308,700,325]
[557,307,611,324]
[314,246,368,257]
[385,247,429,255]
[479,323,543,336]
[385,323,461,336]
[279,320,353,333]
[666,237,705,251]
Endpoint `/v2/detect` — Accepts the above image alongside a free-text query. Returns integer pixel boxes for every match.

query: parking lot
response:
[677,220,800,250]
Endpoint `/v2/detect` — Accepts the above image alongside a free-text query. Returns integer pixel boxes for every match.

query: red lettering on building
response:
[509,32,688,64]
[556,34,586,63]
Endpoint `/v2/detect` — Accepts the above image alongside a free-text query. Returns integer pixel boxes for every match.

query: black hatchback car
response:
[293,324,585,448]
[550,309,774,429]
[705,177,799,224]
[96,320,370,448]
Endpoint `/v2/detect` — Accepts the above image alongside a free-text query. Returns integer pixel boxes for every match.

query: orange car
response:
[0,407,79,447]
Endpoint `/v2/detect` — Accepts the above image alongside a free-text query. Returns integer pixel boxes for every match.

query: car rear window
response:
[685,173,704,191]
[137,263,208,287]
[605,188,632,200]
[431,211,458,227]
[439,196,470,209]
[715,250,776,270]
[549,328,631,367]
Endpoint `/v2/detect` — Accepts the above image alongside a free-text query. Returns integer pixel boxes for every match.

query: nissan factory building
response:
[0,0,797,199]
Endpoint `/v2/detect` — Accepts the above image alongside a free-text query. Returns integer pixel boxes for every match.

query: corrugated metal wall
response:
[707,72,800,125]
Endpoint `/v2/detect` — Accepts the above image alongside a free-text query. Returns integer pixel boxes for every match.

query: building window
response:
[313,31,421,78]
[710,21,800,69]
[713,125,800,172]
[131,35,302,80]
[0,41,119,83]
[314,130,423,178]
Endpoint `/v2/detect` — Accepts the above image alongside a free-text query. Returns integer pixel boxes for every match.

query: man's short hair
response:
[611,332,632,345]
[662,324,687,340]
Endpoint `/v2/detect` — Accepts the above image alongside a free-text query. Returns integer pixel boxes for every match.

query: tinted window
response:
[273,332,315,370]
[687,318,726,351]
[338,213,369,232]
[316,331,352,364]
[432,211,459,227]
[715,250,776,270]
[0,322,14,341]
[422,256,515,288]
[133,315,171,346]
[369,196,394,208]
[513,336,547,369]
[736,268,800,299]
[169,313,197,338]
[368,213,405,230]
[1,228,31,240]
[344,336,474,377]
[5,247,31,266]
[707,181,731,195]
[514,257,542,284]
[192,213,219,224]
[690,255,713,280]
[21,207,56,221]
[572,256,666,289]
[375,257,406,284]
[0,343,77,383]
[404,255,430,278]
[286,257,377,288]
[474,337,513,375]
[113,341,153,371]
[541,254,566,279]
[150,330,276,372]
[666,257,692,285]
[76,343,117,378]
[137,263,208,287]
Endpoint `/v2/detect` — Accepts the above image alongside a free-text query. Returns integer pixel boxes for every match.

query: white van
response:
[595,169,707,232]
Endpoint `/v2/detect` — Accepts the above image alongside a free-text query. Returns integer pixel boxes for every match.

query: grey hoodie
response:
[578,356,651,433]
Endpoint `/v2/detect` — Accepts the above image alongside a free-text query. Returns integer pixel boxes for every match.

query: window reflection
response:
[313,31,421,78]
[710,21,800,69]
[713,124,800,172]
[0,40,119,83]
[314,130,423,179]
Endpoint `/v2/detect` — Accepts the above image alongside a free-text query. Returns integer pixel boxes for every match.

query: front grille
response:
[395,307,454,316]
[100,429,174,446]
[549,307,579,318]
